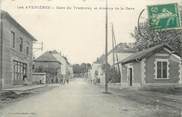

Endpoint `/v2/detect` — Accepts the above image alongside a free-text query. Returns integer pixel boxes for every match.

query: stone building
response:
[33,51,62,83]
[118,44,182,87]
[0,10,37,89]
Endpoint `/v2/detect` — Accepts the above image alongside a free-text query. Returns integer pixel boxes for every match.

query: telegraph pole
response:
[0,9,4,89]
[111,24,115,66]
[104,0,108,93]
[111,23,121,79]
[33,41,43,58]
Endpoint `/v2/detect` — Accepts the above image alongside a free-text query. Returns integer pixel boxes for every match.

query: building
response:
[52,52,73,81]
[117,44,182,87]
[90,63,105,84]
[34,50,73,83]
[94,43,136,84]
[107,43,136,65]
[33,51,62,83]
[32,72,46,84]
[0,10,37,89]
[67,64,73,78]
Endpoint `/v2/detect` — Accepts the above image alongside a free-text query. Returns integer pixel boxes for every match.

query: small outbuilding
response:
[117,44,182,87]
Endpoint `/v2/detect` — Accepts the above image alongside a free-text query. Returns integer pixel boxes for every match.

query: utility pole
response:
[0,10,3,89]
[33,41,43,58]
[111,23,121,79]
[111,24,115,66]
[104,0,108,93]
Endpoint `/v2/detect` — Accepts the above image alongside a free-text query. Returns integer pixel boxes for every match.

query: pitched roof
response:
[34,51,61,64]
[63,56,70,65]
[118,44,174,65]
[51,52,70,65]
[96,43,136,64]
[52,53,66,64]
[0,10,37,41]
[108,43,136,55]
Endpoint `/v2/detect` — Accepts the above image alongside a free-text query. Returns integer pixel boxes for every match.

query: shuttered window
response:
[157,61,168,79]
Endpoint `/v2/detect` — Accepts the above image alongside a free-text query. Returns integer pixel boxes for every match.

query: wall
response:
[133,62,142,84]
[121,64,127,87]
[32,73,46,84]
[52,54,70,78]
[121,62,141,87]
[145,49,180,84]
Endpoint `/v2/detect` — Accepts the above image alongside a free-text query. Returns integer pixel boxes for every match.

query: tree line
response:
[72,63,91,74]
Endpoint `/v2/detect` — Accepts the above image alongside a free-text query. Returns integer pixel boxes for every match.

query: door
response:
[129,68,133,86]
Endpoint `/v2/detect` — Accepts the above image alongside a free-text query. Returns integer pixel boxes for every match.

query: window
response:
[11,31,15,48]
[156,60,168,79]
[20,37,23,52]
[13,60,27,81]
[26,46,29,55]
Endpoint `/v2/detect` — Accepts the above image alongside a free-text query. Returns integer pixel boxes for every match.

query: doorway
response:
[129,67,133,86]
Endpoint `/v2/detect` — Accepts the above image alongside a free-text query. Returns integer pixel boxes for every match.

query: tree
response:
[101,64,120,83]
[131,7,182,57]
[72,63,92,74]
[72,64,81,74]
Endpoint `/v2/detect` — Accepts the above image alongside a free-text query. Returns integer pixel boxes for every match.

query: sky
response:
[1,0,182,64]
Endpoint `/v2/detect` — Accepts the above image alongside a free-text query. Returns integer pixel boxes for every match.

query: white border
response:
[141,59,146,85]
[144,83,179,86]
[126,64,134,86]
[155,53,169,57]
[154,59,169,79]
[179,61,182,84]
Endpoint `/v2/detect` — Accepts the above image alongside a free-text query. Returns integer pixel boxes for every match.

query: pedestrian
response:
[23,75,28,85]
[66,79,68,84]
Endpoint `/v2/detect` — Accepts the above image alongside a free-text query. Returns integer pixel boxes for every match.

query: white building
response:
[52,51,73,80]
[90,63,105,85]
[107,43,136,66]
[67,64,73,78]
[94,43,136,84]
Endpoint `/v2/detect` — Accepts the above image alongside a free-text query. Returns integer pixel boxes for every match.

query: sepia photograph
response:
[0,0,182,117]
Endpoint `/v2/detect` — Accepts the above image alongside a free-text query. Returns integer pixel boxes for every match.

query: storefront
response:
[13,60,28,84]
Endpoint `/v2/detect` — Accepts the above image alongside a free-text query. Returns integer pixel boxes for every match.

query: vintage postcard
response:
[0,0,182,117]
